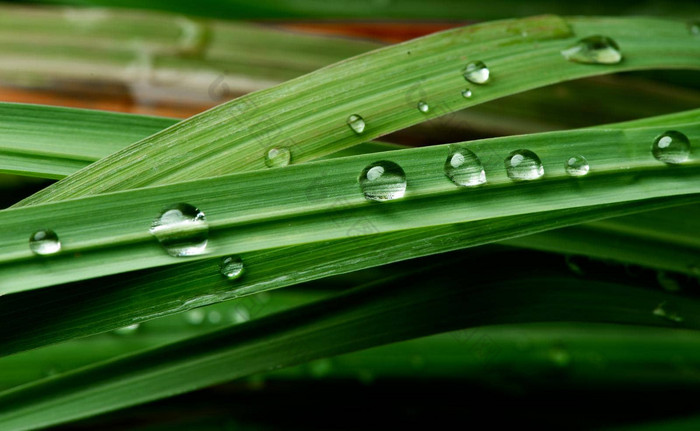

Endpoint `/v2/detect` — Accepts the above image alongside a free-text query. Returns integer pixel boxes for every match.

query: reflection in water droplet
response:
[463,61,490,84]
[561,35,622,64]
[504,149,544,181]
[264,147,291,168]
[565,155,590,177]
[113,323,140,335]
[150,203,208,257]
[652,130,691,164]
[347,114,366,134]
[461,89,472,98]
[444,146,486,187]
[220,256,244,280]
[358,161,407,201]
[653,301,684,323]
[29,229,61,256]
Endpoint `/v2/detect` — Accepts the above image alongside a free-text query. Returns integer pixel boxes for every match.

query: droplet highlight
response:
[505,149,544,181]
[220,255,244,280]
[347,114,366,134]
[113,323,140,335]
[150,203,208,257]
[463,61,490,84]
[358,160,407,201]
[417,101,429,113]
[444,146,486,187]
[561,35,622,64]
[652,130,691,164]
[29,229,61,256]
[264,147,291,168]
[565,155,590,177]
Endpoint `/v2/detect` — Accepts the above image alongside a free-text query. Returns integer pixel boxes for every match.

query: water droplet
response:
[653,301,684,323]
[358,160,407,201]
[347,114,366,134]
[689,21,700,36]
[29,229,61,256]
[652,130,691,164]
[220,256,244,280]
[504,149,544,181]
[561,35,622,64]
[264,147,291,168]
[150,203,208,257]
[463,61,490,84]
[461,89,472,98]
[113,323,140,335]
[417,101,429,113]
[444,146,486,187]
[565,155,590,176]
[185,309,206,325]
[207,310,222,324]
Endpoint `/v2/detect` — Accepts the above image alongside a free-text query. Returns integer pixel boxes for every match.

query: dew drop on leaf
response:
[150,203,208,257]
[417,101,430,113]
[561,35,622,64]
[358,160,407,201]
[504,149,544,181]
[220,255,245,280]
[652,130,691,164]
[264,147,291,168]
[565,155,590,177]
[463,61,490,84]
[29,229,61,256]
[444,146,486,187]
[347,114,366,134]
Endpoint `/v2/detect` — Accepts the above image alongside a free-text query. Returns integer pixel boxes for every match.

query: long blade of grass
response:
[2,249,699,430]
[15,15,700,207]
[2,119,700,294]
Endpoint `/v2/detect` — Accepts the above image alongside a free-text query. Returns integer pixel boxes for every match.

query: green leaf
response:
[2,249,699,430]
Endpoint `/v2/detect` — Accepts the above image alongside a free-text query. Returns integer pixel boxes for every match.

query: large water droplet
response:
[150,203,208,257]
[561,35,622,64]
[565,155,590,177]
[347,114,366,134]
[264,147,291,168]
[29,229,61,256]
[504,149,544,181]
[444,146,486,187]
[417,101,429,113]
[463,61,490,84]
[652,130,691,164]
[220,255,244,280]
[358,160,407,201]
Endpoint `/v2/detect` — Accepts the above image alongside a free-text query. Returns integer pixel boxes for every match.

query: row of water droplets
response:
[26,34,693,268]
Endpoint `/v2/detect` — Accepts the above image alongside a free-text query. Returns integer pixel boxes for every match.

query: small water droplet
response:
[565,155,590,176]
[444,146,486,187]
[652,130,691,164]
[347,114,366,134]
[207,310,222,324]
[185,309,206,325]
[561,35,622,64]
[504,149,544,181]
[150,203,208,257]
[461,89,472,98]
[689,21,700,36]
[358,160,407,201]
[264,147,291,168]
[463,61,490,84]
[417,101,429,113]
[653,301,684,323]
[29,229,61,256]
[113,323,140,335]
[220,256,244,280]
